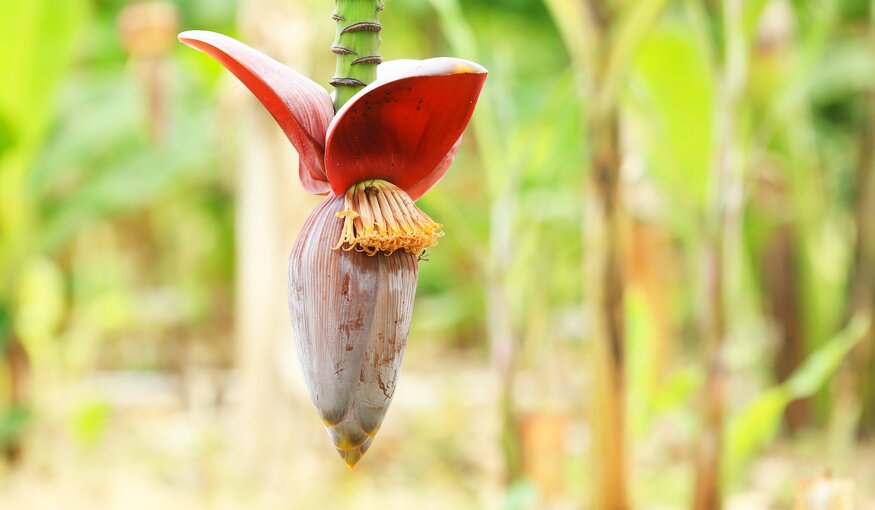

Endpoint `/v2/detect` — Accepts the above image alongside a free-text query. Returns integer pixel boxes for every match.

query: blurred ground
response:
[2,349,874,510]
[0,354,507,510]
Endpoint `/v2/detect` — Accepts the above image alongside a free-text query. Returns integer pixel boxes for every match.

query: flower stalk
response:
[331,0,383,110]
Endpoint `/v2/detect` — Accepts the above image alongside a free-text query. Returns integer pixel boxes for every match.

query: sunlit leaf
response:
[725,315,869,482]
[0,0,88,288]
[0,112,13,156]
[785,315,869,399]
[14,256,66,347]
[69,398,110,448]
[0,0,89,148]
[725,387,789,483]
[0,406,30,447]
[630,23,714,213]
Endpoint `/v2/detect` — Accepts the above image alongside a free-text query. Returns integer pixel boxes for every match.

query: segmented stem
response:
[331,0,383,110]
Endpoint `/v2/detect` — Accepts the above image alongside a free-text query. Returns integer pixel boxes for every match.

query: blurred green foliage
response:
[0,0,236,451]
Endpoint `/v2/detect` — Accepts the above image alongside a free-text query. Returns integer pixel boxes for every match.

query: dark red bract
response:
[179,31,486,199]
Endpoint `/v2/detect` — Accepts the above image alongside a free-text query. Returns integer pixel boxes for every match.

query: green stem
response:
[331,0,383,111]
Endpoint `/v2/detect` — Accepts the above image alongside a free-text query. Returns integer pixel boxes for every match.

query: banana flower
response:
[179,31,486,467]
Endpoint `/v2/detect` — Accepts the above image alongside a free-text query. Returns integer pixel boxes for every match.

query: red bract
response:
[178,31,486,200]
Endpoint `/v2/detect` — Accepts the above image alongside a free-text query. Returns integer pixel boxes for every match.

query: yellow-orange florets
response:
[333,179,443,256]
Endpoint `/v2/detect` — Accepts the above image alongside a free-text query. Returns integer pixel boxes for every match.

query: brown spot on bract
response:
[339,310,364,335]
[376,373,391,399]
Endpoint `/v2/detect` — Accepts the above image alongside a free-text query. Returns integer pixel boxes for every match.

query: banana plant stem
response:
[330,0,383,110]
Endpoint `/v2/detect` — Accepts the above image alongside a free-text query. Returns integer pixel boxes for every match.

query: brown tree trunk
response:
[580,3,631,507]
[693,1,745,507]
[118,1,177,146]
[3,335,29,464]
[628,220,675,390]
[586,107,629,510]
[849,91,875,436]
[692,235,726,510]
[762,223,810,432]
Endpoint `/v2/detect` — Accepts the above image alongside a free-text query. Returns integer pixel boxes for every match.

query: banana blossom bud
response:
[180,31,486,467]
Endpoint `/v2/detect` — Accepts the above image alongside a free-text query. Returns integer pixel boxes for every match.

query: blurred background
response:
[1,0,874,508]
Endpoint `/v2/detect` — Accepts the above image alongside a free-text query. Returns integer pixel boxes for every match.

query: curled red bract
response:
[179,30,486,199]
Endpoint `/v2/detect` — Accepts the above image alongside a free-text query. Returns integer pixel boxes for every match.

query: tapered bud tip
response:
[333,179,443,256]
[336,436,373,469]
[340,449,361,470]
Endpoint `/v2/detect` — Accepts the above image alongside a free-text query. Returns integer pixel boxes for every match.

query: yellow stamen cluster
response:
[334,179,443,256]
